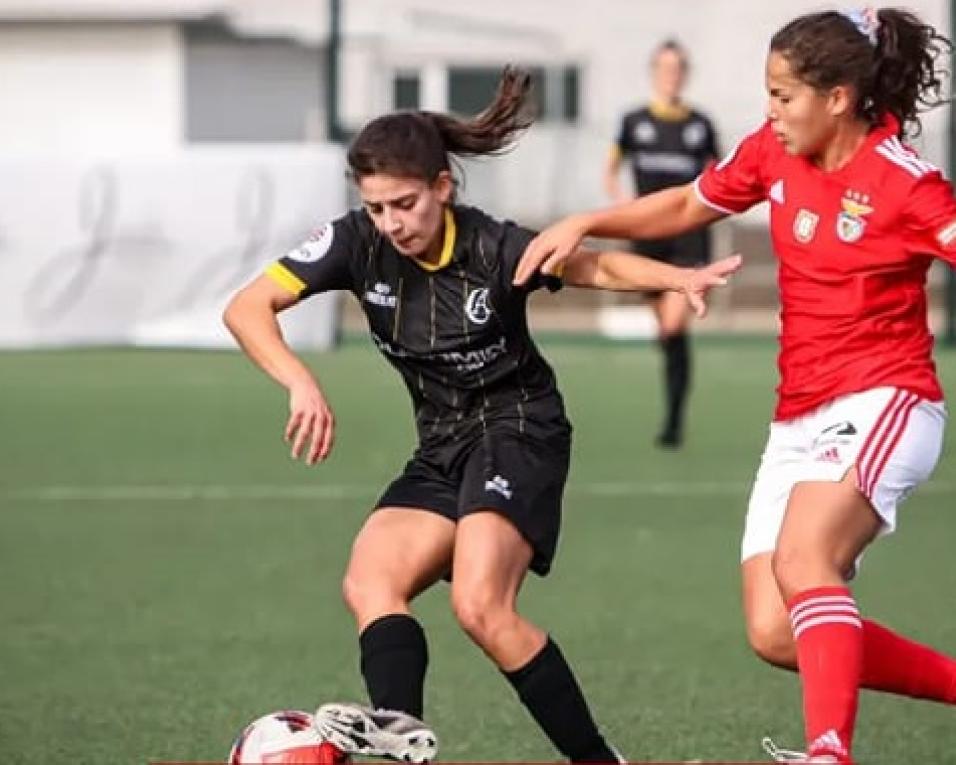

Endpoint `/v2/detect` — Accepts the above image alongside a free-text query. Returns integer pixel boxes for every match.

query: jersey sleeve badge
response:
[289,223,334,263]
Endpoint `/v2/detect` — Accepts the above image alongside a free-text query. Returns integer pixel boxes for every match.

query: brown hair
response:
[770,7,952,137]
[347,66,535,182]
[652,38,689,71]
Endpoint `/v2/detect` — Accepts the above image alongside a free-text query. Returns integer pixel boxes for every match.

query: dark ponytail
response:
[770,7,952,137]
[347,66,535,182]
[870,8,951,136]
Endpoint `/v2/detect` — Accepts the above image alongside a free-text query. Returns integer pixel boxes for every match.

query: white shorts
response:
[741,387,947,562]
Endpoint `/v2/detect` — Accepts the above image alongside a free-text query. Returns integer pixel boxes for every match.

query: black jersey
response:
[266,204,568,442]
[615,105,718,195]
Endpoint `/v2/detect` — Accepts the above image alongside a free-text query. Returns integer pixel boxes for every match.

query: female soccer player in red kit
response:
[516,7,955,764]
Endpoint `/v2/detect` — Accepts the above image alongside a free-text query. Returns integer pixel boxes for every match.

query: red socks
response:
[788,585,956,762]
[862,618,956,704]
[788,586,860,763]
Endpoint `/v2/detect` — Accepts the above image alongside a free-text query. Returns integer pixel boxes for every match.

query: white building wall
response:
[0,0,950,216]
[0,22,183,154]
[339,0,948,146]
[330,0,949,222]
[0,1,949,163]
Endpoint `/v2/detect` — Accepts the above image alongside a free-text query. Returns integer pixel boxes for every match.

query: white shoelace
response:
[762,736,809,762]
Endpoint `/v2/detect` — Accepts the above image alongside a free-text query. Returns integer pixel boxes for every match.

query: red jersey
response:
[695,116,956,421]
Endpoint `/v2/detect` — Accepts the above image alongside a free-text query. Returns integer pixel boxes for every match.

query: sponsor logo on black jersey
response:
[365,282,397,308]
[439,336,507,372]
[682,121,707,148]
[634,120,657,143]
[465,287,492,325]
[371,333,408,357]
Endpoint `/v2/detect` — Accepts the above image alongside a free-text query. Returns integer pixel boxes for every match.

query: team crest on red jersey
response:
[793,209,819,244]
[836,191,874,244]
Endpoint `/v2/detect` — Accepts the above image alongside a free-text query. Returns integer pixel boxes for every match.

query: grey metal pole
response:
[326,0,346,143]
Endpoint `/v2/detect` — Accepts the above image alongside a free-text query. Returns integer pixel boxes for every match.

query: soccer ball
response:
[228,710,350,764]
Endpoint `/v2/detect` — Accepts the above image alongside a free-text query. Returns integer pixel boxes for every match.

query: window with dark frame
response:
[447,65,580,123]
[393,73,421,111]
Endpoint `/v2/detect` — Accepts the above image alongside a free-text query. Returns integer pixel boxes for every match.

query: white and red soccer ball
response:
[228,710,349,764]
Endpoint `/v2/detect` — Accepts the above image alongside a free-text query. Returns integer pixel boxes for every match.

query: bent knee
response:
[771,544,847,601]
[770,544,811,597]
[341,569,371,615]
[449,589,490,637]
[450,589,511,643]
[341,567,407,621]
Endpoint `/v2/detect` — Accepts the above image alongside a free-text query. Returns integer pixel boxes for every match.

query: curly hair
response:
[770,8,952,137]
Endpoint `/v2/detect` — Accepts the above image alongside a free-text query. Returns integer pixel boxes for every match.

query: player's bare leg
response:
[742,552,798,669]
[342,507,454,631]
[763,470,879,763]
[318,508,453,762]
[450,511,622,763]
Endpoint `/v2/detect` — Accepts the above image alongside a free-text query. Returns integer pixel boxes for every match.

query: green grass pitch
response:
[1,338,954,763]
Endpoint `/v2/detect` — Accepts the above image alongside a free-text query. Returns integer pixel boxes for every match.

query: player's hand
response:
[680,254,743,318]
[513,214,590,286]
[285,380,335,465]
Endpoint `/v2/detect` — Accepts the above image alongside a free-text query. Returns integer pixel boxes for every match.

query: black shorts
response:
[375,421,571,576]
[632,229,711,268]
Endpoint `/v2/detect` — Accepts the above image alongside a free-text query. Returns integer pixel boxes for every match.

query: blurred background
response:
[1,0,952,345]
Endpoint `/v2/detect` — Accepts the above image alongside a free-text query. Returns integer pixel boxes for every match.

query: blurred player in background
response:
[517,8,956,764]
[605,39,720,448]
[224,68,738,763]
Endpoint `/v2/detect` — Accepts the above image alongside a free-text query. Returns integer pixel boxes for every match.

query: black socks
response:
[359,613,428,719]
[503,638,619,763]
[658,332,690,446]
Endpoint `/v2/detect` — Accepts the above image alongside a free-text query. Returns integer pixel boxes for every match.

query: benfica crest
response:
[837,191,874,243]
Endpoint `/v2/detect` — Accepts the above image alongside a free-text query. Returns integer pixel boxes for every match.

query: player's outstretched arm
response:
[513,182,724,286]
[223,275,335,465]
[561,250,743,318]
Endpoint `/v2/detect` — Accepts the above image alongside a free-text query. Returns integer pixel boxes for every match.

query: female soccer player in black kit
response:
[224,68,739,763]
[605,40,720,448]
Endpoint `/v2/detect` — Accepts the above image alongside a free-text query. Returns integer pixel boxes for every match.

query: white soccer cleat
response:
[762,737,840,763]
[314,702,438,763]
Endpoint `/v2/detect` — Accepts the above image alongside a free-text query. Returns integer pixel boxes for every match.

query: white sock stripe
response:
[790,604,860,629]
[865,394,920,499]
[789,595,856,621]
[793,615,863,638]
[857,390,916,495]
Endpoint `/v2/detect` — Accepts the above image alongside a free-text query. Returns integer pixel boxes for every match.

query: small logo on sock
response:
[809,729,848,758]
